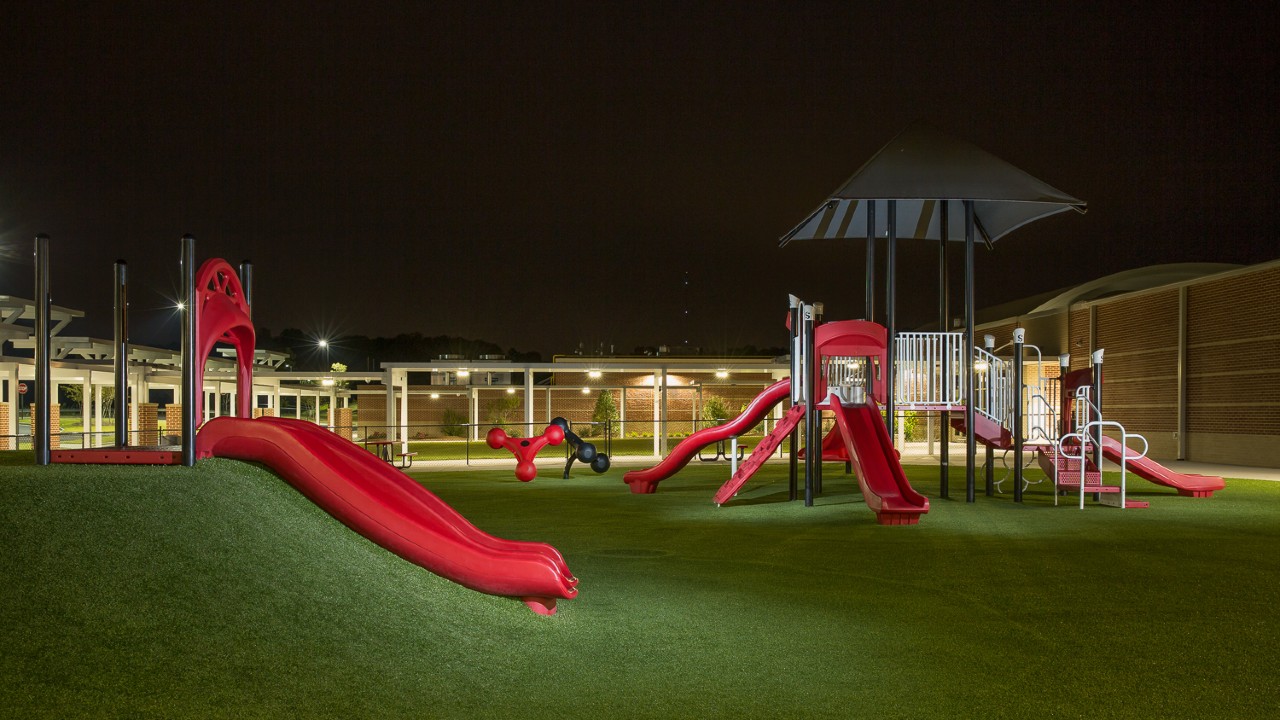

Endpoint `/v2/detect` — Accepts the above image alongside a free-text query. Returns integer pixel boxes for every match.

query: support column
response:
[1091,349,1104,471]
[659,367,669,456]
[865,201,877,323]
[93,383,103,436]
[963,200,977,503]
[34,234,50,465]
[383,368,395,439]
[984,334,995,497]
[524,369,534,435]
[1177,286,1188,460]
[399,371,409,455]
[180,234,197,466]
[939,200,950,498]
[886,199,897,441]
[1013,328,1025,502]
[652,370,660,457]
[470,388,479,442]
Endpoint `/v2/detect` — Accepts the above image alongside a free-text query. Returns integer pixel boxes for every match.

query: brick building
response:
[972,260,1279,467]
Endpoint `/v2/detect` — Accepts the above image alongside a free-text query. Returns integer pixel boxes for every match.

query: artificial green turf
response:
[1,452,1277,718]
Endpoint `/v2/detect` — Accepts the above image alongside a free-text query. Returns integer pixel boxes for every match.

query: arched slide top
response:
[195,258,255,424]
[815,319,888,403]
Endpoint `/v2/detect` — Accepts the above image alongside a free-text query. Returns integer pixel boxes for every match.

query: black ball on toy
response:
[576,442,596,462]
[550,417,569,431]
[590,454,610,474]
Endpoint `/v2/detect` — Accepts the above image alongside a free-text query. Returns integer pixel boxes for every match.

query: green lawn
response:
[1,450,1276,718]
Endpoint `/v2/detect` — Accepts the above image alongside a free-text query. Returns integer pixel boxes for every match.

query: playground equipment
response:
[486,424,565,482]
[624,299,929,525]
[548,417,611,478]
[897,330,1226,506]
[28,237,577,614]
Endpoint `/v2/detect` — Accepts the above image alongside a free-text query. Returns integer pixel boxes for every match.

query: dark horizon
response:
[3,3,1275,358]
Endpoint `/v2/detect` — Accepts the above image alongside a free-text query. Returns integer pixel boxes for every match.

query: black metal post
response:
[1058,354,1072,439]
[939,200,950,498]
[788,295,801,501]
[984,334,995,497]
[238,260,253,309]
[803,302,816,507]
[114,261,129,448]
[1013,328,1025,502]
[885,200,897,441]
[813,302,824,496]
[865,201,876,323]
[181,235,197,467]
[34,235,50,465]
[964,201,977,502]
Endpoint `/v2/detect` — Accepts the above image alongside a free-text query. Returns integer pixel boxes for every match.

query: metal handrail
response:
[1057,419,1148,510]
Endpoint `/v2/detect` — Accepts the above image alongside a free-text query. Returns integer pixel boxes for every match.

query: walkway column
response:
[659,367,669,456]
[524,369,534,435]
[93,382,103,435]
[652,370,660,456]
[398,371,409,455]
[383,368,395,439]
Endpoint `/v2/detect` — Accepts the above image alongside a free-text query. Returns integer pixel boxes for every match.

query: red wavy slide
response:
[828,395,930,525]
[624,379,793,494]
[1098,434,1224,498]
[196,416,577,615]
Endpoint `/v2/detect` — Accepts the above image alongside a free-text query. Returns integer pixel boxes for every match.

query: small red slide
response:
[1098,435,1224,498]
[197,416,577,615]
[828,396,930,525]
[624,379,793,494]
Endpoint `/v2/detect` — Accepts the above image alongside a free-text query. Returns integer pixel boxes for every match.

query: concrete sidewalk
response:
[401,443,1280,481]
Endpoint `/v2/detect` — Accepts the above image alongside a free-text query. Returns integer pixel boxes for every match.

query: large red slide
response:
[197,416,578,615]
[1098,435,1224,497]
[624,379,793,494]
[828,396,930,525]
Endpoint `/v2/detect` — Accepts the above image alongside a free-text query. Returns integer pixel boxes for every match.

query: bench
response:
[396,452,418,468]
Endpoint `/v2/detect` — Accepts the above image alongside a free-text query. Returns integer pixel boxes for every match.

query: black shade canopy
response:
[779,124,1086,246]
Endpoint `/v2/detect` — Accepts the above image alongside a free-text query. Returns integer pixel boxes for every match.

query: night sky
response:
[2,2,1275,359]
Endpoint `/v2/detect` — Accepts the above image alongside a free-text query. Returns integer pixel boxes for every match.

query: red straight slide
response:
[196,416,577,615]
[828,396,930,525]
[1098,435,1225,498]
[624,378,793,494]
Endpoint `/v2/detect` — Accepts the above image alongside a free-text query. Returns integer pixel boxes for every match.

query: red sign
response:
[17,382,28,395]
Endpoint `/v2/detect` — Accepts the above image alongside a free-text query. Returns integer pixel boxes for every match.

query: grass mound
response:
[1,452,1277,718]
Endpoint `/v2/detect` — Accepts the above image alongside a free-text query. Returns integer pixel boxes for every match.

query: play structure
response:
[27,237,576,614]
[487,418,610,482]
[898,329,1225,508]
[549,417,611,478]
[624,299,930,525]
[487,424,565,481]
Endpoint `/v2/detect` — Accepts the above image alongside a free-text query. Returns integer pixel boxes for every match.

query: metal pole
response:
[114,261,129,448]
[181,235,197,466]
[34,234,50,465]
[1091,349,1104,472]
[803,302,816,507]
[1058,354,1072,439]
[1013,328,1025,502]
[813,301,824,496]
[984,334,995,497]
[886,200,897,442]
[964,200,977,503]
[939,200,950,499]
[788,295,801,501]
[238,260,253,309]
[865,201,876,323]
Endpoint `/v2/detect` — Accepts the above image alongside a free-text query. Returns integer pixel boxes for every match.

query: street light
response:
[318,338,329,371]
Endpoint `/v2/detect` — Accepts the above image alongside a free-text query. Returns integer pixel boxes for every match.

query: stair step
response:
[714,404,806,506]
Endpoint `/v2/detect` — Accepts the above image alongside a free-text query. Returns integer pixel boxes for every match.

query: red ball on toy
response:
[544,424,565,445]
[516,461,538,482]
[486,427,508,449]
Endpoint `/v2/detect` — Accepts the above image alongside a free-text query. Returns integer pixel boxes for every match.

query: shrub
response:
[441,408,467,438]
[701,394,732,427]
